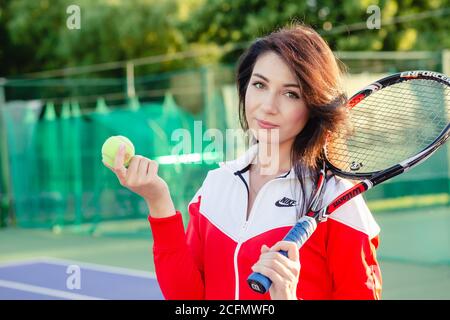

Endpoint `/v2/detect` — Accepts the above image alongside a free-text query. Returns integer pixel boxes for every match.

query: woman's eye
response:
[285,92,300,99]
[253,82,264,89]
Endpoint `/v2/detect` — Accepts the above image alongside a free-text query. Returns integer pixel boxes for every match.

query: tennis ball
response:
[102,135,135,168]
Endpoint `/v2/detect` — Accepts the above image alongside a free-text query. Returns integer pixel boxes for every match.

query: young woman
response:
[104,24,382,300]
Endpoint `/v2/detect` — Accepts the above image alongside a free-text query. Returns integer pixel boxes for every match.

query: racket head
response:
[325,70,450,180]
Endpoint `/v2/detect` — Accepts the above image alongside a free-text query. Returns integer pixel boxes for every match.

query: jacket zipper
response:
[232,168,281,299]
[233,169,250,299]
[233,220,249,299]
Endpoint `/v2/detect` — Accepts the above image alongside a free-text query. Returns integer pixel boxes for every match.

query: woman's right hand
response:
[103,144,176,218]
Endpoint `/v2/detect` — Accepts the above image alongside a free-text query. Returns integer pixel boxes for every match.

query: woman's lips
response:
[256,119,279,129]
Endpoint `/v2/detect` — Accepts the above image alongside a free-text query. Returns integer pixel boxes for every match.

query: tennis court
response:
[1,204,449,300]
[0,258,162,300]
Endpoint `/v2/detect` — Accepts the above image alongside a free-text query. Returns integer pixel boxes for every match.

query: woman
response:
[104,24,382,300]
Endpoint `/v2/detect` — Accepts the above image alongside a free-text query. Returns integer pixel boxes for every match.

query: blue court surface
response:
[0,258,164,300]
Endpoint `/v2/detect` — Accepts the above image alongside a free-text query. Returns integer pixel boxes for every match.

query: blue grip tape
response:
[247,216,317,294]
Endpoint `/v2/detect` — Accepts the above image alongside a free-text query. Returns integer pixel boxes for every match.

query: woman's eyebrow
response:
[253,73,300,88]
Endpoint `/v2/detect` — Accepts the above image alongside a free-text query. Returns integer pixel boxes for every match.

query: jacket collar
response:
[219,143,258,173]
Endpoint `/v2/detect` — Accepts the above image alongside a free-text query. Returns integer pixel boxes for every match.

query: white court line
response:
[0,258,47,269]
[0,279,104,300]
[0,257,157,280]
[39,257,157,279]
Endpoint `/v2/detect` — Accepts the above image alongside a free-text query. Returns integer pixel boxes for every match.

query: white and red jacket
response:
[148,144,382,300]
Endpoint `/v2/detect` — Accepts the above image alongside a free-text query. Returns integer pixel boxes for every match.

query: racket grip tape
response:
[247,216,318,294]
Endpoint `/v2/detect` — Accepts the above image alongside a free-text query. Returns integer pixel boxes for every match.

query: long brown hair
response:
[236,23,350,217]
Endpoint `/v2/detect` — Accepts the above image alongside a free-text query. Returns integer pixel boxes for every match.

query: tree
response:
[1,0,202,77]
[182,0,450,63]
[1,0,449,77]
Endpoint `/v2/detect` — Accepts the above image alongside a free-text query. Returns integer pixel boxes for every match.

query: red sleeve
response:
[326,219,382,300]
[148,196,205,299]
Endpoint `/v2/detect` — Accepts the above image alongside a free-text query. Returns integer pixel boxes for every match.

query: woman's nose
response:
[260,93,278,114]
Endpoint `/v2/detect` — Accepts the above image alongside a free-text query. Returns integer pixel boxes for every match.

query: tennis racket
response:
[247,70,450,294]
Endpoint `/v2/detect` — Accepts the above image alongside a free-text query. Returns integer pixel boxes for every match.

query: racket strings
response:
[366,86,448,127]
[326,79,450,174]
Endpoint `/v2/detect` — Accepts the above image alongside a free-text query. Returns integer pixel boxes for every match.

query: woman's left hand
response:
[251,241,300,300]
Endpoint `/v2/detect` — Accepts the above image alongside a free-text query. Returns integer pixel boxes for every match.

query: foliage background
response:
[1,0,449,77]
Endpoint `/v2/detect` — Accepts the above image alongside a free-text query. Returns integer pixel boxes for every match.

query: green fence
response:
[0,94,233,228]
[1,94,448,229]
[0,59,449,229]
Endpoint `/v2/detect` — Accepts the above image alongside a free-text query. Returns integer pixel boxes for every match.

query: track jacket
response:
[148,143,382,300]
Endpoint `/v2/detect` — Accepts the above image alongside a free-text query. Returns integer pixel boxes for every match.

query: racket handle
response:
[247,216,318,294]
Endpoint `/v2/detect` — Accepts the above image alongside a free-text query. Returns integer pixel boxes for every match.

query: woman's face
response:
[245,51,309,145]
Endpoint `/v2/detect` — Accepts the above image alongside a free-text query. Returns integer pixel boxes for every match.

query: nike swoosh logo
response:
[275,200,296,207]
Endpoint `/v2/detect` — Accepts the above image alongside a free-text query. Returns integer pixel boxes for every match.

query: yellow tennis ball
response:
[101,135,135,168]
